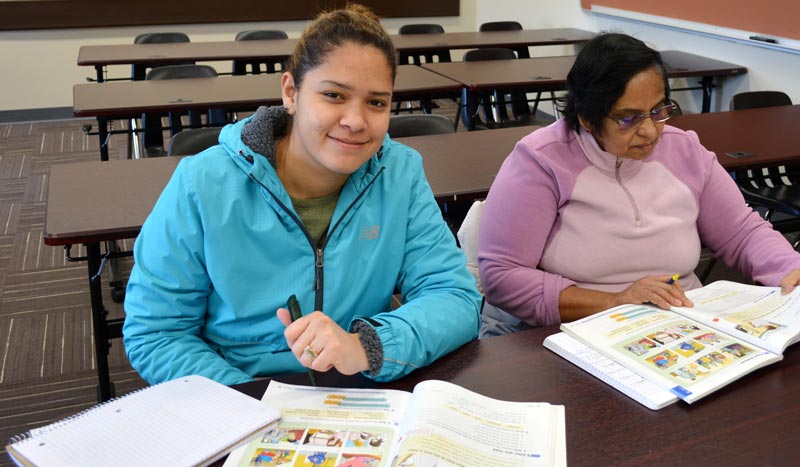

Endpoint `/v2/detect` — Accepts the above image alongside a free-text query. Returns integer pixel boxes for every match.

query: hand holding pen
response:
[277,295,371,383]
[611,274,693,310]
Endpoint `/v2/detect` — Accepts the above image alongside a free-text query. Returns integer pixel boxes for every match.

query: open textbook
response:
[223,379,566,467]
[555,280,800,406]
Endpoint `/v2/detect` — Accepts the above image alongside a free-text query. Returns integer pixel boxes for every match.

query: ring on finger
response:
[304,345,320,360]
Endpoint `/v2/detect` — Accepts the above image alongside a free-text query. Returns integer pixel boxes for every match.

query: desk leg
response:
[95,65,104,83]
[86,242,115,402]
[461,88,477,131]
[98,117,110,161]
[700,76,714,113]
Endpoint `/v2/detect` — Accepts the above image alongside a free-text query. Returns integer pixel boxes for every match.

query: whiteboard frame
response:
[590,5,800,55]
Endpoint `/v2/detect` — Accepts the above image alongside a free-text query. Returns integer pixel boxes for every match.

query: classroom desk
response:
[42,125,532,402]
[77,28,593,82]
[421,50,746,129]
[73,65,462,160]
[221,325,800,466]
[670,105,800,170]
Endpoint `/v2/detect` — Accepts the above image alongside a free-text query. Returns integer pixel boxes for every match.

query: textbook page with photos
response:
[559,281,800,404]
[671,280,800,355]
[223,380,566,467]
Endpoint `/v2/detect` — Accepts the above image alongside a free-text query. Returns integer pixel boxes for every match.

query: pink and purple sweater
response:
[478,118,800,326]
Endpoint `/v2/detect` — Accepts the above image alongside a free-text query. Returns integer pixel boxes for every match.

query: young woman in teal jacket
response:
[122,4,481,386]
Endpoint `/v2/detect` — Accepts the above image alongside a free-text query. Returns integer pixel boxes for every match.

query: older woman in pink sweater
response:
[478,33,800,331]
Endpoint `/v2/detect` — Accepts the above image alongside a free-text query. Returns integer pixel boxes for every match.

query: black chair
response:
[232,30,289,75]
[729,91,799,224]
[131,32,191,81]
[731,91,792,110]
[394,24,453,115]
[461,48,540,130]
[397,24,452,64]
[167,127,223,156]
[478,21,530,58]
[142,65,227,157]
[388,114,454,138]
[699,91,799,283]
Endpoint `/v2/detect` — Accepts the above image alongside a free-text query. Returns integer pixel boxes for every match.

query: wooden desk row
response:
[222,325,800,466]
[78,28,595,82]
[74,50,746,160]
[44,105,800,402]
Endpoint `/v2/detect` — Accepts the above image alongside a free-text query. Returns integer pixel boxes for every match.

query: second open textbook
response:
[556,280,800,406]
[223,379,566,467]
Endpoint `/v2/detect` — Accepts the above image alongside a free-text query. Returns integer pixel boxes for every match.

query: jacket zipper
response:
[248,165,385,310]
[614,157,642,226]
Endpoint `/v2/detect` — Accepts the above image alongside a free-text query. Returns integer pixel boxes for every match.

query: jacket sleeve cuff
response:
[351,319,384,377]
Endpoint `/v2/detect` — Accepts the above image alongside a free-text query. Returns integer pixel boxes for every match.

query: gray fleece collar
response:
[240,105,290,167]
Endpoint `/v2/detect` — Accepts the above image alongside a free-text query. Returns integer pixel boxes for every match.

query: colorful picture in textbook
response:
[614,320,759,387]
[236,388,397,467]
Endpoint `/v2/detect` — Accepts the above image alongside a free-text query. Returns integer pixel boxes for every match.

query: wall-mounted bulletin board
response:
[581,0,800,54]
[0,0,459,31]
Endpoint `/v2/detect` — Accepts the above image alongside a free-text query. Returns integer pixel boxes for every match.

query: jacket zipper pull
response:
[615,157,623,169]
[314,248,324,291]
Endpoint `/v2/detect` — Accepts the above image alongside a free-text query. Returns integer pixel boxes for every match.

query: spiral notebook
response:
[544,332,679,410]
[6,375,280,467]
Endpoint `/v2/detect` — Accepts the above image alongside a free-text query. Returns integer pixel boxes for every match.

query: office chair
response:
[167,127,223,156]
[141,64,227,157]
[232,30,289,75]
[478,21,530,58]
[698,91,799,283]
[394,24,453,115]
[729,91,799,224]
[131,32,191,81]
[387,114,454,138]
[461,48,540,130]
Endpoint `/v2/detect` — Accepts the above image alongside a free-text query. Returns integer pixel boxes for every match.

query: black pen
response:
[286,294,318,386]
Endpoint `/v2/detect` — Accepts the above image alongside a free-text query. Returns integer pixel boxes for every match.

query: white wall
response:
[478,0,800,114]
[1,0,798,113]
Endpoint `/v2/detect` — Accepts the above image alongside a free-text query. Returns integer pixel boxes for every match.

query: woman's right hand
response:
[611,275,693,310]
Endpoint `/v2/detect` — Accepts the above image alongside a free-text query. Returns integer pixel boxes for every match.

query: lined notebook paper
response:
[544,332,679,410]
[7,375,280,467]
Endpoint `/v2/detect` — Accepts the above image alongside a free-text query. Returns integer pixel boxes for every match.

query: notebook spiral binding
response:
[8,381,159,446]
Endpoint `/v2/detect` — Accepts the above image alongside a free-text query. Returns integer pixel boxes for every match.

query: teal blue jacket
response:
[123,115,481,385]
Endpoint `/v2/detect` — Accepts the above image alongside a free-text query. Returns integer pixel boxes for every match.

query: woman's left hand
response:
[277,309,369,375]
[779,269,800,294]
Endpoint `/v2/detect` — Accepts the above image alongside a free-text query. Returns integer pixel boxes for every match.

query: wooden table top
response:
[77,28,594,66]
[670,105,800,169]
[227,326,800,466]
[42,126,534,245]
[73,65,461,118]
[421,50,746,91]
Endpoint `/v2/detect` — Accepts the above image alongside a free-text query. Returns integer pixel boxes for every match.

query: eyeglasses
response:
[608,103,677,131]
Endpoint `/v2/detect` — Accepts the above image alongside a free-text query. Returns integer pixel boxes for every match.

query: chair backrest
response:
[388,114,454,138]
[398,24,450,64]
[730,91,792,110]
[235,29,288,41]
[232,30,289,75]
[398,24,445,35]
[142,65,225,156]
[463,47,517,62]
[167,127,223,156]
[146,64,218,81]
[478,21,529,58]
[134,32,190,44]
[462,48,523,124]
[479,21,522,32]
[131,32,191,81]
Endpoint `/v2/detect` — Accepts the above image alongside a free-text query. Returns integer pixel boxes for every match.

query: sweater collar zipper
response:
[614,157,642,226]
